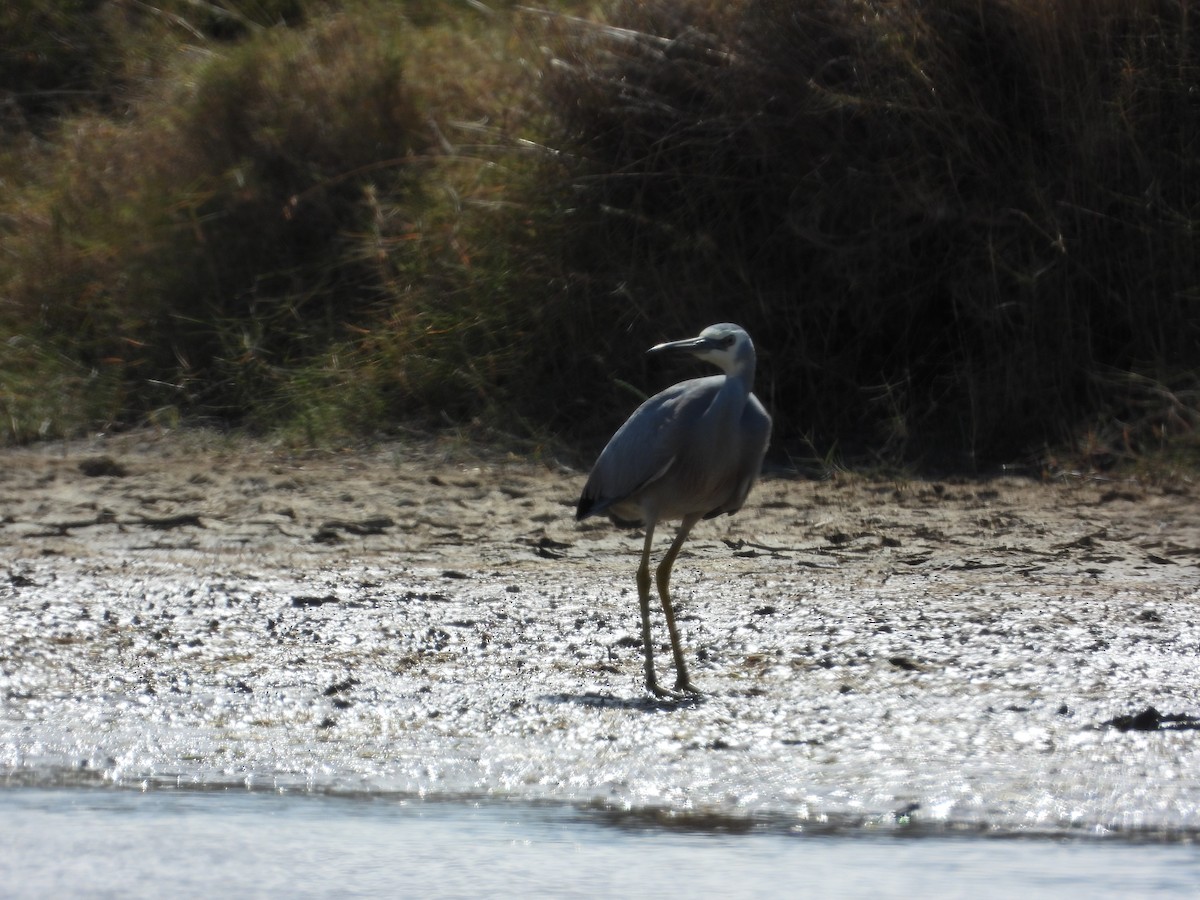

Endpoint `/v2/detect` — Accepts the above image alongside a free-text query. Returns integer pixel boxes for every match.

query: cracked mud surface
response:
[2,431,1199,837]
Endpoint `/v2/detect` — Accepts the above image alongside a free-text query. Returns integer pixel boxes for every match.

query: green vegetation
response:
[2,0,1199,469]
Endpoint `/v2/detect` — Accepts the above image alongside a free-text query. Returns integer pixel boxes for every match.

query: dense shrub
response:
[0,1,562,442]
[0,0,119,128]
[2,6,430,428]
[542,0,1200,464]
[0,0,316,132]
[2,0,1199,468]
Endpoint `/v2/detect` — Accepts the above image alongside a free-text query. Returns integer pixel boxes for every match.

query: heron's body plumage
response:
[575,323,771,698]
[577,375,770,525]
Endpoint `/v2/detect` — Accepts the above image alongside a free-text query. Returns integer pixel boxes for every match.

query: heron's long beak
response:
[647,335,718,356]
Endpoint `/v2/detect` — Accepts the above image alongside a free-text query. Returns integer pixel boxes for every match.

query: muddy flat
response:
[1,430,1198,837]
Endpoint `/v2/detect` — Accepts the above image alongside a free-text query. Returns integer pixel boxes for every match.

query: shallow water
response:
[2,787,1199,899]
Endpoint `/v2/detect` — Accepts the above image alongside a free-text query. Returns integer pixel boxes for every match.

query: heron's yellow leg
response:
[636,523,672,698]
[656,514,701,694]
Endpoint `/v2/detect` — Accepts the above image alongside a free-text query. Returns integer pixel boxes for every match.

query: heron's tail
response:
[575,491,600,521]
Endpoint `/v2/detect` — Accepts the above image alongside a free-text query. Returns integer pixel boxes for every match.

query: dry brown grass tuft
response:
[539,0,1200,465]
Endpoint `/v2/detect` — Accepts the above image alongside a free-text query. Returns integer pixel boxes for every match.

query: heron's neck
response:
[722,358,755,396]
[710,363,754,429]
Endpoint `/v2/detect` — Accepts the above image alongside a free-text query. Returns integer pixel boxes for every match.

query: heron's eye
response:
[720,336,735,349]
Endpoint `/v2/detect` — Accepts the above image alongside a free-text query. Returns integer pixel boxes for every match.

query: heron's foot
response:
[646,678,701,701]
[647,679,680,700]
[673,677,702,696]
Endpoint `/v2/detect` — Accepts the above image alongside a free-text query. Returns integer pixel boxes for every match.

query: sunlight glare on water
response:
[1,789,1199,899]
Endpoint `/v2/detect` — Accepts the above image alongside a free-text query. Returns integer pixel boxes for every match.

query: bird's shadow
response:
[540,691,707,712]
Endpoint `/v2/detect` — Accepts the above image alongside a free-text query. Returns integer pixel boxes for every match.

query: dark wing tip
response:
[577,493,642,527]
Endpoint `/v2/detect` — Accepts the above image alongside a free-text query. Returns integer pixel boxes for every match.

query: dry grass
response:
[540,0,1200,466]
[1,0,1199,469]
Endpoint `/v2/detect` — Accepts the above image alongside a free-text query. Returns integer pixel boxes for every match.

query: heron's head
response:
[648,323,755,375]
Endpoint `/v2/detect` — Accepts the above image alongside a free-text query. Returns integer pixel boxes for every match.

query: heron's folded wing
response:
[576,378,719,520]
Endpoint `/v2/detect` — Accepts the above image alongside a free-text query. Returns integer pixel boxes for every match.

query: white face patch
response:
[693,326,748,373]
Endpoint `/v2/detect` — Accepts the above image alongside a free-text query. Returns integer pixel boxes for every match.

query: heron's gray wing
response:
[576,376,722,521]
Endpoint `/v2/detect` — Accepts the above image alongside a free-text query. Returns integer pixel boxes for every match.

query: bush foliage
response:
[543,0,1200,465]
[1,0,1198,468]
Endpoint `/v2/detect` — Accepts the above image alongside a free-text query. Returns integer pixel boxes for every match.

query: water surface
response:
[2,787,1199,899]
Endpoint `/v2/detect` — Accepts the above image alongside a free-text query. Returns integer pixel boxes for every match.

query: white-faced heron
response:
[576,323,772,698]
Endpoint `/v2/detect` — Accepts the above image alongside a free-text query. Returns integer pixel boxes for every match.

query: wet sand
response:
[1,430,1198,837]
